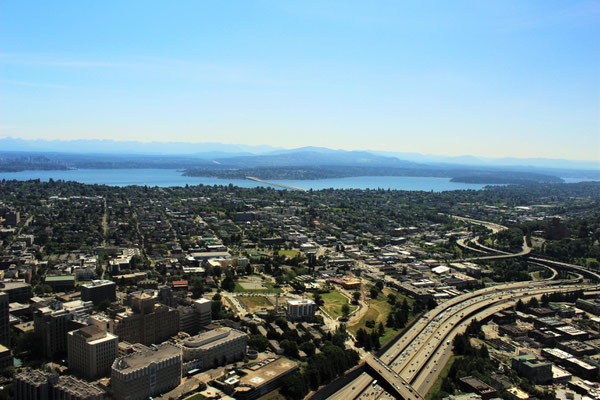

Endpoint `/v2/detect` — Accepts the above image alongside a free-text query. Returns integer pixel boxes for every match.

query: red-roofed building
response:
[172,280,188,290]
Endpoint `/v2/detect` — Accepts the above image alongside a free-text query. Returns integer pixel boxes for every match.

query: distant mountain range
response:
[1,137,597,170]
[0,137,598,184]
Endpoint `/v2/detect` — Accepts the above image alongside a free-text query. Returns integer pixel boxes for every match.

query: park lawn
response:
[311,290,357,319]
[238,295,273,310]
[348,296,392,337]
[278,249,300,258]
[234,281,283,294]
[348,289,415,345]
[425,356,461,400]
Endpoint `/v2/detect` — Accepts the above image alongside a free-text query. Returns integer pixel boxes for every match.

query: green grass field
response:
[278,249,300,258]
[311,290,357,319]
[234,280,283,294]
[237,295,273,311]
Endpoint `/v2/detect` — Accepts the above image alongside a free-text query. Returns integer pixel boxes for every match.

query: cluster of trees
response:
[515,215,599,267]
[541,290,584,304]
[246,314,321,359]
[431,321,496,400]
[280,327,359,400]
[355,294,422,350]
[492,227,525,252]
[210,292,233,320]
[544,236,600,267]
[369,281,385,298]
[386,296,412,329]
[355,323,384,350]
[485,259,532,282]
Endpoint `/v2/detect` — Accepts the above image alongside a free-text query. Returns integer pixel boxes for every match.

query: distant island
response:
[184,166,564,184]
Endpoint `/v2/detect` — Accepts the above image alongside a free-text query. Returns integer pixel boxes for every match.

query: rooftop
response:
[45,275,75,282]
[238,357,299,389]
[288,298,316,306]
[0,280,30,289]
[70,325,117,344]
[113,343,181,373]
[55,375,105,397]
[182,327,247,349]
[81,279,115,288]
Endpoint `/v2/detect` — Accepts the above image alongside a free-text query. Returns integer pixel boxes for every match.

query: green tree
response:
[387,293,396,304]
[341,303,350,318]
[369,287,379,299]
[299,341,316,357]
[280,339,299,358]
[248,335,269,352]
[313,292,324,307]
[191,281,205,298]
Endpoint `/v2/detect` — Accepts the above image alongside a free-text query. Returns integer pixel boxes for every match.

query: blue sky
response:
[1,1,598,160]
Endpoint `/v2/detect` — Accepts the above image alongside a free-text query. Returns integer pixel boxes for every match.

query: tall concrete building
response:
[286,298,316,321]
[111,343,182,400]
[180,327,247,370]
[0,292,9,347]
[34,300,93,358]
[194,298,212,326]
[113,292,180,346]
[178,298,212,335]
[80,280,116,306]
[0,280,32,303]
[14,368,105,400]
[68,325,119,379]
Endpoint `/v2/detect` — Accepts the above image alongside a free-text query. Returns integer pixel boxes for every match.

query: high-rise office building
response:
[80,280,116,305]
[34,300,93,358]
[68,325,119,379]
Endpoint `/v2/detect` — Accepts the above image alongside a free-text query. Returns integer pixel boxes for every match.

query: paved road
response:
[455,215,600,281]
[325,280,593,400]
[321,215,599,400]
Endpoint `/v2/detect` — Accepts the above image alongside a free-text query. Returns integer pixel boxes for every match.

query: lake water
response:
[0,168,589,191]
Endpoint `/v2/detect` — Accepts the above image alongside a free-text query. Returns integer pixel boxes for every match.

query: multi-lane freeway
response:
[321,215,599,400]
[326,280,593,400]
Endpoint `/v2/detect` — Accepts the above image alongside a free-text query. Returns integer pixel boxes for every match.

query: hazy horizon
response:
[1,136,599,171]
[1,1,599,160]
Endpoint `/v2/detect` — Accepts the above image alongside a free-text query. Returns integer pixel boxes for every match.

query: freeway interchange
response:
[328,280,594,400]
[322,216,600,400]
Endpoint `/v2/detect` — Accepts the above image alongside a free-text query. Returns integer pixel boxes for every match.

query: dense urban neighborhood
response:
[0,180,598,400]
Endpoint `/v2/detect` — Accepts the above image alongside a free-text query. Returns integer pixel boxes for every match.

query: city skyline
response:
[1,1,599,160]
